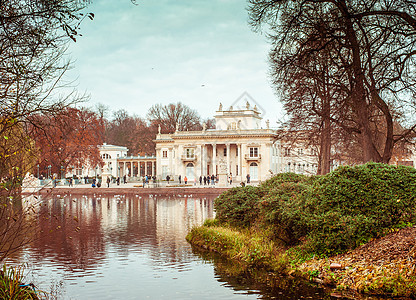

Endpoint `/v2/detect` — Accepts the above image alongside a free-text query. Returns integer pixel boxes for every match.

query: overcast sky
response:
[65,0,283,126]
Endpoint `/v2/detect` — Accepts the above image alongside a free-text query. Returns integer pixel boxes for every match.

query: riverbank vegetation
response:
[186,163,416,297]
[0,264,39,300]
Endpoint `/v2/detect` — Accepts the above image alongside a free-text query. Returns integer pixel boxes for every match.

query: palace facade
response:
[154,101,320,184]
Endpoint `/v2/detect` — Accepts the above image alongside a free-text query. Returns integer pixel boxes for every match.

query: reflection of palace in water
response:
[11,195,215,271]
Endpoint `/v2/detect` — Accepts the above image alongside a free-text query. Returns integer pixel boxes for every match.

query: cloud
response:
[65,0,282,125]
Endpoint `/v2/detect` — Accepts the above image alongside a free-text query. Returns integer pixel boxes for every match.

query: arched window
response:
[186,163,195,180]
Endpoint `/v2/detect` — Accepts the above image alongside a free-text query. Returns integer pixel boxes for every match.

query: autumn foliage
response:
[31,107,103,178]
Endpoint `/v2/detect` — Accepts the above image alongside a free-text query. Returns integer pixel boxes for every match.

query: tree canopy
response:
[248,0,416,164]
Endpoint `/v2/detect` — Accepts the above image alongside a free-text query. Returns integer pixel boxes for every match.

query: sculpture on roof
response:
[246,101,250,109]
[219,103,223,111]
[158,124,161,134]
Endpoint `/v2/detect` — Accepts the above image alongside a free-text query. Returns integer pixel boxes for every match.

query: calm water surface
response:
[8,194,366,299]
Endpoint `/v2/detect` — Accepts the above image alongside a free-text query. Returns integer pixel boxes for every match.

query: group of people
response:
[168,173,251,186]
[91,174,128,188]
[88,173,251,188]
[142,175,157,187]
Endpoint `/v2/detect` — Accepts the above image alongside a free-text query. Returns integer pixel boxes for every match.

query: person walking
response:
[199,175,202,185]
[69,178,73,187]
[123,174,127,184]
[116,177,120,185]
[211,174,215,185]
[229,173,233,185]
[106,176,110,188]
[166,175,170,184]
[203,175,207,185]
[184,176,188,184]
[178,175,182,184]
[246,174,250,183]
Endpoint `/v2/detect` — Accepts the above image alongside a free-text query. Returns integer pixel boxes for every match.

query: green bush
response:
[259,181,311,245]
[259,172,311,190]
[214,185,265,227]
[301,163,416,255]
[214,163,416,256]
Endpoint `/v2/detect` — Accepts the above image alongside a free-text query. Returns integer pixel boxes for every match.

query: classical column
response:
[145,160,148,176]
[168,147,173,176]
[226,143,231,175]
[175,145,180,177]
[200,144,204,175]
[212,143,217,175]
[237,143,241,178]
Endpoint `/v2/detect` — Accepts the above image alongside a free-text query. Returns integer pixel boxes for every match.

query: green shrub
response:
[259,172,311,190]
[214,163,416,256]
[259,181,311,245]
[214,185,265,227]
[304,163,416,255]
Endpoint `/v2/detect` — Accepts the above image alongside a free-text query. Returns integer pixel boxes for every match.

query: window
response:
[162,150,168,158]
[236,165,239,176]
[236,147,238,157]
[249,147,258,157]
[102,153,111,159]
[298,148,303,155]
[185,148,194,158]
[223,147,227,157]
[285,148,291,156]
[76,168,82,176]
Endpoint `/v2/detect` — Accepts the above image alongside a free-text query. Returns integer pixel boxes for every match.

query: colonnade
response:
[117,159,156,178]
[173,142,252,181]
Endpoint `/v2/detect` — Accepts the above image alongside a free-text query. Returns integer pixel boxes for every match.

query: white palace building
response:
[70,100,327,184]
[154,100,320,184]
[68,97,416,184]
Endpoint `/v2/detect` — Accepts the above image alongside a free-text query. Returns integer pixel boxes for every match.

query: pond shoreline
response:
[187,224,416,299]
[22,186,229,196]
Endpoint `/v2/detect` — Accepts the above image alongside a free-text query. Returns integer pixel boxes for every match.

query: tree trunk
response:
[318,94,331,175]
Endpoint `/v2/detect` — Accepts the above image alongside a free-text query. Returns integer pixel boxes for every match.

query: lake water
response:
[7,194,371,299]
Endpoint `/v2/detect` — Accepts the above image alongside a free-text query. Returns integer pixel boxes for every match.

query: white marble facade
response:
[154,102,320,183]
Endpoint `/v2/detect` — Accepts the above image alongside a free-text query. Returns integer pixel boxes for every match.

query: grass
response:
[0,264,39,300]
[187,220,416,298]
[186,221,289,273]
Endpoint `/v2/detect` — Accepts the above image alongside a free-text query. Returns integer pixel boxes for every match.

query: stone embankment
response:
[22,182,230,197]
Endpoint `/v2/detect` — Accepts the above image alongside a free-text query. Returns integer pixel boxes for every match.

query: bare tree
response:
[106,109,156,156]
[248,0,416,164]
[0,0,92,262]
[147,102,203,133]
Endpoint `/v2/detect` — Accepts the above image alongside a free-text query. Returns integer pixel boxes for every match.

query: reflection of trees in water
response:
[16,194,216,273]
[32,195,107,271]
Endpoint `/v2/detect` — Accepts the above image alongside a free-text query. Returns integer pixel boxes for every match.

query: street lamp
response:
[95,166,98,178]
[118,166,120,178]
[60,166,64,180]
[37,164,39,178]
